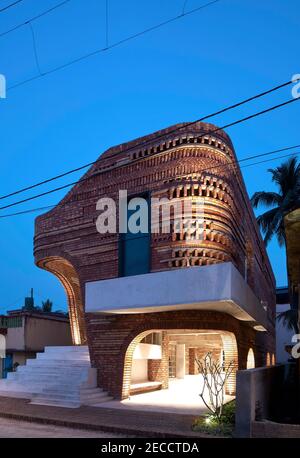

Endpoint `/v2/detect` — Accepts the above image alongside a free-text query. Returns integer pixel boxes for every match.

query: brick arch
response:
[36,256,86,345]
[121,329,164,399]
[119,314,239,400]
[220,332,238,395]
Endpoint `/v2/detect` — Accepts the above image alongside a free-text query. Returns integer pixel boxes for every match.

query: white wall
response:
[176,344,185,379]
[131,359,148,384]
[133,343,161,360]
[131,343,162,384]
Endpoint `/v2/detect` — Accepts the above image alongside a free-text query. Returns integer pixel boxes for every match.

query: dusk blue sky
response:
[0,0,299,313]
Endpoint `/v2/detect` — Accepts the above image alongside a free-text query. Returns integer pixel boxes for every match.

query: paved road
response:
[0,418,130,438]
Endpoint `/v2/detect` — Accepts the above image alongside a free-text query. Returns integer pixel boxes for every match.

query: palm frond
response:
[252,157,300,246]
[251,191,281,208]
[277,308,299,334]
[269,157,300,196]
[256,207,279,233]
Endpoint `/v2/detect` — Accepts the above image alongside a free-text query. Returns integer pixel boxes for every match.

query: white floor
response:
[96,375,234,415]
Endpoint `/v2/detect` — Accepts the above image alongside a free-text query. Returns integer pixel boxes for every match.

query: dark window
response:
[119,194,150,277]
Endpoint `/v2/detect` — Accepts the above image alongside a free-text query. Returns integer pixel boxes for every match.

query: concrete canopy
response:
[85,262,268,331]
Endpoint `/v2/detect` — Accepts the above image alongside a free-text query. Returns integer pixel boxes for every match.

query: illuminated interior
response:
[122,329,238,405]
[246,348,255,369]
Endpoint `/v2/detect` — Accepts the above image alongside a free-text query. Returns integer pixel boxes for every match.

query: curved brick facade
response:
[34,121,276,397]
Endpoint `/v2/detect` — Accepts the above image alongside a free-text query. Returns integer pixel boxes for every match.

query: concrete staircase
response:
[0,346,112,408]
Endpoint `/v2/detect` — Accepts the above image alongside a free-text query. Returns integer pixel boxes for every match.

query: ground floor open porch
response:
[96,375,234,415]
[86,309,274,401]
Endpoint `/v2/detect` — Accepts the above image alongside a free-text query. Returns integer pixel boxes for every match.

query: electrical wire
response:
[0,0,24,14]
[0,94,299,212]
[0,0,72,38]
[0,78,296,201]
[28,21,42,75]
[6,0,223,92]
[1,148,299,219]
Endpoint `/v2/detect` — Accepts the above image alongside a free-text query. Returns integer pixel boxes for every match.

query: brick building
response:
[34,122,276,401]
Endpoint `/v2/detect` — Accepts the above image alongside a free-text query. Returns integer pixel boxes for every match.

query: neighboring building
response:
[33,121,276,402]
[276,286,294,363]
[284,208,300,378]
[284,208,300,322]
[235,210,300,437]
[0,310,72,378]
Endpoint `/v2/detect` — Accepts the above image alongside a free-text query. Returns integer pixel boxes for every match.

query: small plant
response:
[220,400,235,424]
[192,401,235,436]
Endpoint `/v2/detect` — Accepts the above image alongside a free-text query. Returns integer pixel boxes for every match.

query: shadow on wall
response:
[235,363,300,437]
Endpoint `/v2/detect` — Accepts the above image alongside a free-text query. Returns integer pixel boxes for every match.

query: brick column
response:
[189,348,196,374]
[148,332,169,389]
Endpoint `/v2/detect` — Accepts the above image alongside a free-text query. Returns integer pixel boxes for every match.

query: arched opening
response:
[122,328,238,411]
[36,256,86,345]
[246,348,255,369]
[271,353,276,365]
[266,352,271,366]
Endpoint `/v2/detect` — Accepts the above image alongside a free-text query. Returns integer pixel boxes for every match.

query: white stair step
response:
[83,396,113,405]
[26,359,90,366]
[0,345,111,408]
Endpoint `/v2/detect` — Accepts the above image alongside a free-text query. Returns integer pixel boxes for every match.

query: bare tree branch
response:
[196,352,235,423]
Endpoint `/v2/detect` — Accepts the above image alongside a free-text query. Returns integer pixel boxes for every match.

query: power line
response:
[241,151,300,169]
[7,0,223,92]
[182,0,189,15]
[0,0,24,14]
[0,204,55,218]
[1,148,299,219]
[0,0,72,38]
[0,160,96,200]
[173,144,300,180]
[0,95,299,212]
[28,21,42,75]
[105,0,109,49]
[0,78,296,201]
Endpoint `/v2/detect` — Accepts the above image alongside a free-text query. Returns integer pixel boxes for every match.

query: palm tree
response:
[277,307,298,334]
[41,299,53,313]
[251,157,300,246]
[251,157,300,332]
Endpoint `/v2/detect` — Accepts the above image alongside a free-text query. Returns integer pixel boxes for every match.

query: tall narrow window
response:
[119,193,150,277]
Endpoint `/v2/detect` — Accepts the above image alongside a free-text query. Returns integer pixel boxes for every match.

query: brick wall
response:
[188,348,197,375]
[147,332,169,388]
[34,122,276,346]
[86,309,268,399]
